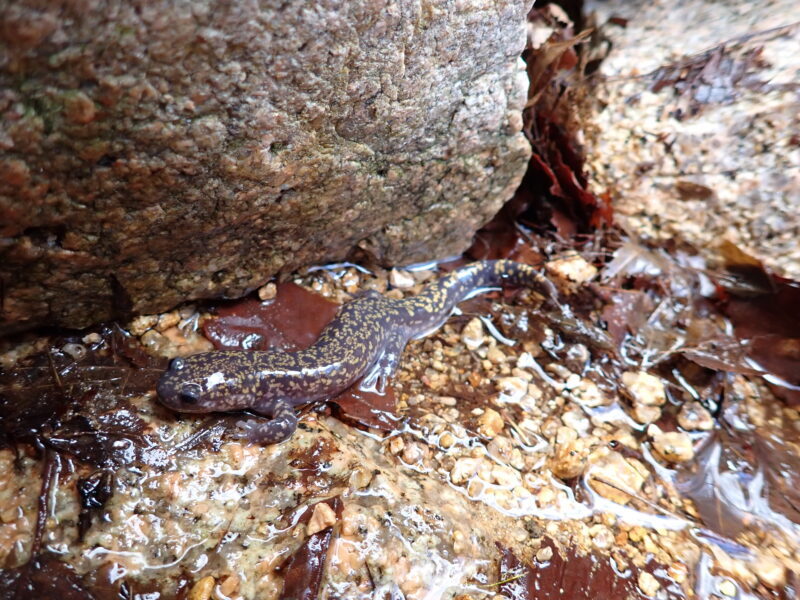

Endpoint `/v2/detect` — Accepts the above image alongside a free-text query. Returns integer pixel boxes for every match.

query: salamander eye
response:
[170,358,186,371]
[178,383,202,405]
[179,390,199,405]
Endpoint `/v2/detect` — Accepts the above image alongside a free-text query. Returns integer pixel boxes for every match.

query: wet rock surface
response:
[1,251,799,599]
[0,0,531,333]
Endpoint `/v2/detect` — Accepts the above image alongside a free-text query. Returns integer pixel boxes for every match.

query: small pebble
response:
[187,576,215,600]
[590,525,613,550]
[526,383,543,401]
[495,377,527,404]
[81,332,102,344]
[667,562,688,584]
[477,408,504,438]
[561,410,590,436]
[389,268,415,289]
[156,311,180,332]
[469,445,486,458]
[487,436,512,459]
[450,457,481,484]
[510,367,533,381]
[491,464,521,487]
[537,487,556,507]
[441,407,460,422]
[633,403,661,424]
[519,418,540,437]
[486,345,506,364]
[349,467,373,490]
[623,371,666,406]
[419,413,448,434]
[341,270,360,291]
[563,373,581,390]
[540,417,560,439]
[509,449,525,471]
[651,430,695,463]
[128,314,158,336]
[536,546,553,562]
[546,362,571,379]
[586,451,647,504]
[677,401,714,431]
[565,343,590,369]
[307,502,337,536]
[461,318,486,351]
[717,579,737,597]
[547,254,598,284]
[556,425,578,445]
[628,526,646,542]
[407,394,424,406]
[571,379,609,408]
[140,329,168,354]
[402,441,425,464]
[218,573,240,596]
[388,437,405,455]
[258,282,277,300]
[638,571,660,597]
[438,432,455,449]
[551,441,585,479]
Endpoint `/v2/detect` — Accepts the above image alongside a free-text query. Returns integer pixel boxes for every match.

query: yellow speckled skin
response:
[157,260,553,443]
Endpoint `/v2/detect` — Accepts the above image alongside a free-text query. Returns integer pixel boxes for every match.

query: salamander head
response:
[156,354,251,413]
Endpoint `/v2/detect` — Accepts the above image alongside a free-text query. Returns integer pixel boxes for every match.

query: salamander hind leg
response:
[234,397,298,444]
[360,333,409,394]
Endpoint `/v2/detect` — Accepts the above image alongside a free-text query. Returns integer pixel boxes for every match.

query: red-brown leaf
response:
[204,282,340,352]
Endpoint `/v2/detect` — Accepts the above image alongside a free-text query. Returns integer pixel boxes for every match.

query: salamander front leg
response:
[234,397,298,444]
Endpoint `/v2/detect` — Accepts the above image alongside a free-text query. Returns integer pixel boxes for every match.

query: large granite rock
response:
[0,0,531,333]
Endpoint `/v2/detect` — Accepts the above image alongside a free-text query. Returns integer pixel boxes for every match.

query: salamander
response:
[156,259,556,444]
